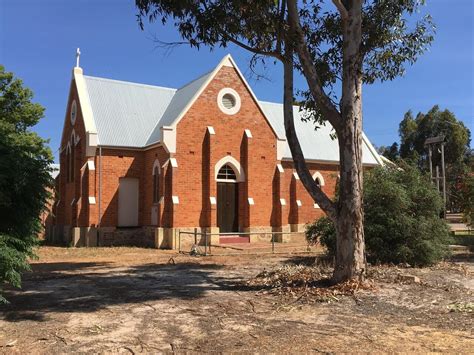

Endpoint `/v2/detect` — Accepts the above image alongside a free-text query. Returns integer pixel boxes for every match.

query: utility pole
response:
[425,136,446,218]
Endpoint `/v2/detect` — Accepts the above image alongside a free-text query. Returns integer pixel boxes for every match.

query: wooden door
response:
[217,182,238,233]
[118,178,139,227]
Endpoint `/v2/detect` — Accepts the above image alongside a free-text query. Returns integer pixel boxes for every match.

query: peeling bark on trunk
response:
[285,0,366,283]
[332,0,366,283]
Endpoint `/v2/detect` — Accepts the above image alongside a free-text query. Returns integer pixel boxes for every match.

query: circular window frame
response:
[217,88,241,115]
[70,100,77,125]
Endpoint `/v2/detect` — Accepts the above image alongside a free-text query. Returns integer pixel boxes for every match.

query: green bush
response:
[305,164,452,266]
[459,174,474,228]
[0,66,52,303]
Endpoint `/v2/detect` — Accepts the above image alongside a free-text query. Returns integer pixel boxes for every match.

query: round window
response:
[217,88,241,115]
[222,93,236,109]
[70,100,77,125]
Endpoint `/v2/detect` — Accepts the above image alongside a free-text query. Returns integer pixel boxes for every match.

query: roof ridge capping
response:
[83,75,177,92]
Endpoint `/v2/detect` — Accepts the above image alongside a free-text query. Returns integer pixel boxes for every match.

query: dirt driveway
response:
[0,247,473,353]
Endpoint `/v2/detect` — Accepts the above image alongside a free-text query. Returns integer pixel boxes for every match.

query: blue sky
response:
[1,0,473,162]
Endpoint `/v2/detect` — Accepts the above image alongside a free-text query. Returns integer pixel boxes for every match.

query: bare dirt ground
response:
[0,246,473,353]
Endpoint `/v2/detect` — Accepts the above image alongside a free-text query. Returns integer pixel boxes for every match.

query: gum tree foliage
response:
[458,174,474,228]
[0,66,53,303]
[306,164,451,266]
[398,106,471,168]
[135,0,434,283]
[378,142,399,161]
[398,106,471,211]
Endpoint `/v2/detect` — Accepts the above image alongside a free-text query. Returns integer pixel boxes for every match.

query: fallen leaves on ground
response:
[247,265,375,303]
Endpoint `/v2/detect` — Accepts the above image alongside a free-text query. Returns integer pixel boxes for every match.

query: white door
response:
[118,178,139,227]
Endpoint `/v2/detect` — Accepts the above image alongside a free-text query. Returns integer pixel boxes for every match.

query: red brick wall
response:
[97,149,144,227]
[281,161,339,226]
[174,66,279,228]
[57,81,87,228]
[142,146,170,226]
[55,67,348,234]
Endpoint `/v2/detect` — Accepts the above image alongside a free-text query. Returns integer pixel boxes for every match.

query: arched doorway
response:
[216,164,239,233]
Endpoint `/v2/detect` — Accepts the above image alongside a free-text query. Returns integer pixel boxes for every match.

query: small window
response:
[65,146,71,183]
[222,93,236,109]
[217,88,241,115]
[315,177,321,188]
[153,166,159,203]
[69,142,75,182]
[70,100,77,125]
[217,164,237,181]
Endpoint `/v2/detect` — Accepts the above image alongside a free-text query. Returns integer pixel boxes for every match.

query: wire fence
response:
[178,229,318,256]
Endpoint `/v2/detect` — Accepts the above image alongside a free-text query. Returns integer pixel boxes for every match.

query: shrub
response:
[458,174,474,228]
[306,216,336,255]
[305,164,452,266]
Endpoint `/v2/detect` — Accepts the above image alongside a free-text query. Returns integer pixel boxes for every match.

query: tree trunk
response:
[332,117,366,283]
[286,0,366,283]
[332,0,366,283]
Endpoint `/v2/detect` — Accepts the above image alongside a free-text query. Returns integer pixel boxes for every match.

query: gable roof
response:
[76,55,382,165]
[259,101,382,165]
[83,76,175,147]
[145,70,213,145]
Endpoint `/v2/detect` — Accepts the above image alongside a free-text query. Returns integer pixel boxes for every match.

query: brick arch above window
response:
[152,159,161,175]
[312,171,325,187]
[215,156,245,182]
[152,159,161,204]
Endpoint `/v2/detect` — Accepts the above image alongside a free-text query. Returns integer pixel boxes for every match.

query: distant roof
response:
[80,58,381,165]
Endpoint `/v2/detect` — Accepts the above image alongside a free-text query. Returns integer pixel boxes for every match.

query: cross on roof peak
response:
[76,48,81,68]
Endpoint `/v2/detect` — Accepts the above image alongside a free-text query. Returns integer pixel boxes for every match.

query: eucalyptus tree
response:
[136,0,434,283]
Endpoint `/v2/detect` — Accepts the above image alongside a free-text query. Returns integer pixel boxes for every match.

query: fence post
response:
[204,230,208,256]
[194,227,197,245]
[272,232,275,254]
[178,230,181,253]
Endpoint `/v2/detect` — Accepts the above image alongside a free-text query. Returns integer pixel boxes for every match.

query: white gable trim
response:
[362,132,384,166]
[73,67,98,157]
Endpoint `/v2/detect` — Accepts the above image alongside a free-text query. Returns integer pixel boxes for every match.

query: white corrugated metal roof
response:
[81,63,381,165]
[84,76,176,147]
[259,101,380,165]
[145,70,213,145]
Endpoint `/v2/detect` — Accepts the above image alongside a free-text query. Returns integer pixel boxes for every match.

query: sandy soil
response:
[0,247,472,353]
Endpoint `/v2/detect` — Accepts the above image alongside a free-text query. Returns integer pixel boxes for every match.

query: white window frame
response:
[215,156,245,182]
[217,88,241,115]
[70,100,77,125]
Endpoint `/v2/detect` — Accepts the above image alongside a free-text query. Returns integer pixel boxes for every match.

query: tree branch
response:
[332,0,349,20]
[283,49,337,220]
[287,0,343,134]
[222,33,284,61]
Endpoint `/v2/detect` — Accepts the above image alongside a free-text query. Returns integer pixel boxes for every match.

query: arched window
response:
[153,166,160,203]
[315,177,321,188]
[65,145,71,183]
[69,138,75,182]
[312,172,325,188]
[217,164,237,181]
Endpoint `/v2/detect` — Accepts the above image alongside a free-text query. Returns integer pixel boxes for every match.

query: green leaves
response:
[306,164,451,266]
[0,66,52,302]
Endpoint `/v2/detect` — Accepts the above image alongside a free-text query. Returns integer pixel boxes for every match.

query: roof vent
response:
[217,88,241,115]
[222,93,236,109]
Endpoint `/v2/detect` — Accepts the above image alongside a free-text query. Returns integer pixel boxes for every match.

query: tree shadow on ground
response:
[0,261,243,323]
[281,255,333,266]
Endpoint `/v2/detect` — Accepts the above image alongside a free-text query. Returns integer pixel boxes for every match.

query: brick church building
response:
[53,54,382,248]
